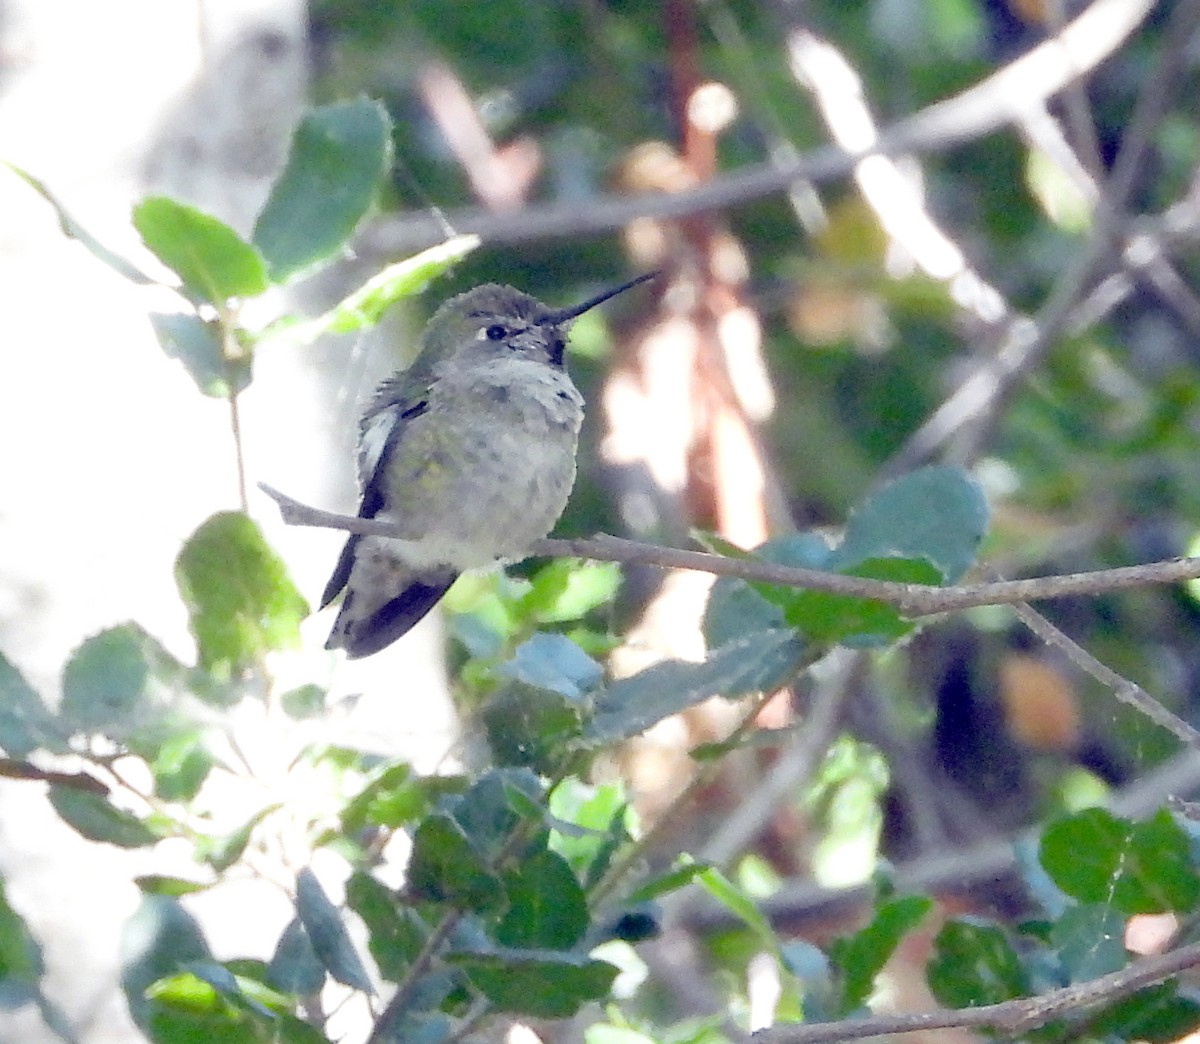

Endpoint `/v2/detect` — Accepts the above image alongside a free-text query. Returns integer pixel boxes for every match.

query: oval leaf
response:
[295,868,373,993]
[149,312,250,399]
[585,630,806,744]
[175,512,309,679]
[495,850,588,951]
[60,623,182,741]
[253,98,392,282]
[927,919,1028,1009]
[0,652,66,756]
[268,918,327,996]
[133,196,268,304]
[49,787,159,848]
[832,465,989,582]
[449,949,618,1018]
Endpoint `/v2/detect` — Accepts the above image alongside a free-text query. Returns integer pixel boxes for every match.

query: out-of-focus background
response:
[1,0,1199,1040]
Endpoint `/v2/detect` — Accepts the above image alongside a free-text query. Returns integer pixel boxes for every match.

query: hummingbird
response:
[322,272,656,658]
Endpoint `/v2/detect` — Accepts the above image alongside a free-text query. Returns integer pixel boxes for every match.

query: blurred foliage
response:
[4,1,1200,1042]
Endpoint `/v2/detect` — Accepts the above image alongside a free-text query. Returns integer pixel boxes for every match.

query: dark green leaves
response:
[49,787,160,848]
[0,880,42,981]
[0,653,66,756]
[175,512,309,678]
[253,98,392,282]
[1040,808,1200,914]
[449,950,618,1018]
[704,466,989,648]
[60,624,182,740]
[832,464,989,583]
[408,814,504,911]
[927,918,1029,1008]
[150,313,250,398]
[495,851,588,950]
[831,895,933,1013]
[295,869,373,993]
[134,197,269,304]
[586,630,806,744]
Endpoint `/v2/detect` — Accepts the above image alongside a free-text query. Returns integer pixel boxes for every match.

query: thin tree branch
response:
[258,482,1200,618]
[1010,597,1200,750]
[892,0,1200,471]
[680,749,1200,934]
[747,940,1200,1042]
[356,0,1153,257]
[0,758,109,795]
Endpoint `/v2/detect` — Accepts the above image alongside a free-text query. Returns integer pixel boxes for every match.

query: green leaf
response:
[60,623,183,741]
[181,960,272,1017]
[378,1013,455,1044]
[1122,809,1200,913]
[5,161,155,284]
[0,880,41,981]
[253,98,392,282]
[135,876,212,898]
[149,312,251,398]
[548,780,631,885]
[0,652,66,756]
[175,512,309,679]
[1050,903,1126,981]
[1040,808,1200,914]
[694,864,781,959]
[830,895,932,1013]
[778,556,942,644]
[133,196,269,304]
[483,681,586,774]
[521,559,622,624]
[295,868,373,993]
[586,1028,658,1044]
[831,465,989,582]
[407,814,504,911]
[702,575,786,649]
[586,630,806,744]
[700,533,829,647]
[449,949,618,1018]
[499,633,603,699]
[1090,982,1200,1043]
[495,851,588,950]
[271,235,481,344]
[267,917,326,996]
[1040,808,1129,903]
[196,805,279,872]
[49,787,160,848]
[345,872,425,982]
[121,895,213,1030]
[927,919,1028,1008]
[627,861,709,904]
[452,768,544,863]
[150,730,214,802]
[341,762,454,834]
[280,683,326,720]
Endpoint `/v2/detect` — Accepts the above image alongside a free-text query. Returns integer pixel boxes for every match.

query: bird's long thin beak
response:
[542,270,659,325]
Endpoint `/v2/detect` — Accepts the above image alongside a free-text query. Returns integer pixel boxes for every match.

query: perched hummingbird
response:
[322,272,656,658]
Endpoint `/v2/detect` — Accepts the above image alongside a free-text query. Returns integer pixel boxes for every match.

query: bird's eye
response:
[485,324,508,341]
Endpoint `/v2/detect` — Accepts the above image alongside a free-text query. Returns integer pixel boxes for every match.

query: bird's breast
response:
[377,366,583,570]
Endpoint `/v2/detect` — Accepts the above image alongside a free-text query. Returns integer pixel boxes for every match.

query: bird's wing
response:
[319,392,431,609]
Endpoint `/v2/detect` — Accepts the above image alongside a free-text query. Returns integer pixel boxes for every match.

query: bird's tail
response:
[323,538,457,658]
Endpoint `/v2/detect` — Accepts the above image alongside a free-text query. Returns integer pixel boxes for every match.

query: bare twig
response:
[0,758,108,795]
[747,939,1200,1042]
[681,749,1200,934]
[259,482,1200,619]
[1012,599,1200,749]
[697,649,858,867]
[893,0,1200,471]
[357,0,1153,257]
